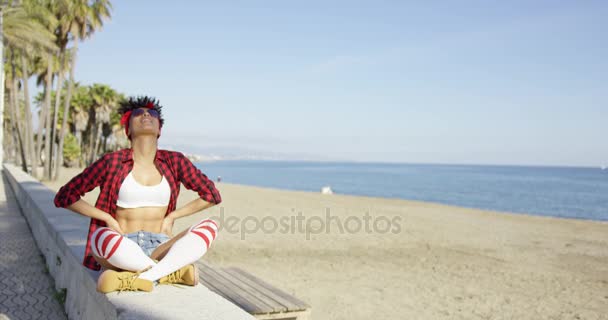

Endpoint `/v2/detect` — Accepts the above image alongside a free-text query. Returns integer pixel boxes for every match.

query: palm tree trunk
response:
[21,53,37,177]
[91,122,102,163]
[75,130,82,147]
[43,52,54,180]
[54,41,78,180]
[4,79,16,164]
[86,115,96,165]
[9,50,27,172]
[50,51,64,180]
[9,97,21,167]
[35,87,47,176]
[9,80,26,171]
[4,123,13,162]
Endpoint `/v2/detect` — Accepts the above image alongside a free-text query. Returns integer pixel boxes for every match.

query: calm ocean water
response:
[195,161,608,221]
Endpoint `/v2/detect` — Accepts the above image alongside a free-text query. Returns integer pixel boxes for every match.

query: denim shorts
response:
[124,231,171,257]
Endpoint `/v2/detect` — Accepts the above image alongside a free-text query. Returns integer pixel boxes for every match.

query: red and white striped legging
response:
[91,219,218,282]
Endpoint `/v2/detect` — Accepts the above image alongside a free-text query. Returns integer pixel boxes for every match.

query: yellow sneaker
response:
[158,264,199,286]
[97,269,154,293]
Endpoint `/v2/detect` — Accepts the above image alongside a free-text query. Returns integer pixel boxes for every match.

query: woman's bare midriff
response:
[116,206,168,234]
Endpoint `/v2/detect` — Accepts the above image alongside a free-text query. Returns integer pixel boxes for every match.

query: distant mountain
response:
[158,143,332,162]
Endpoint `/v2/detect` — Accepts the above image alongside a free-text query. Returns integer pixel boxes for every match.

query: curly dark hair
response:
[118,95,165,127]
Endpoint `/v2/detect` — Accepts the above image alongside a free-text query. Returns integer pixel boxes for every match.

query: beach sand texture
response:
[44,167,608,320]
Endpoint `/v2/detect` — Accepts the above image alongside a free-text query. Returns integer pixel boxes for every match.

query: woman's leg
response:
[138,219,218,282]
[149,228,189,261]
[91,227,157,272]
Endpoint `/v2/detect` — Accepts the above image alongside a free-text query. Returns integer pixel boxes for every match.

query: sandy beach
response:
[44,167,608,320]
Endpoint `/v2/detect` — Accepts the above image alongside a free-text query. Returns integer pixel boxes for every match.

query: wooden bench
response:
[196,261,311,320]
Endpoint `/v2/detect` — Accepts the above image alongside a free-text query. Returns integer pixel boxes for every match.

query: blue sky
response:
[68,0,607,166]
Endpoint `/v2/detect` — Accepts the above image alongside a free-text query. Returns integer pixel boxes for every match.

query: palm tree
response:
[35,82,123,167]
[31,55,48,173]
[47,50,72,179]
[1,1,56,173]
[101,95,124,153]
[23,0,58,178]
[53,0,112,180]
[19,52,37,174]
[41,51,56,178]
[31,49,60,178]
[5,51,26,169]
[20,42,57,178]
[102,101,128,152]
[70,84,90,148]
[87,83,116,163]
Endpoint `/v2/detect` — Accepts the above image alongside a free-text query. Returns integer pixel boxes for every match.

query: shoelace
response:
[116,266,152,294]
[165,269,181,284]
[116,273,140,293]
[165,269,187,289]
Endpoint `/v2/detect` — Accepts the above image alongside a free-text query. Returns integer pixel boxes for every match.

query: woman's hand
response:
[104,216,124,234]
[161,216,175,237]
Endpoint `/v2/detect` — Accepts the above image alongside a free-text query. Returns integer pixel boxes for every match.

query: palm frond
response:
[3,3,58,54]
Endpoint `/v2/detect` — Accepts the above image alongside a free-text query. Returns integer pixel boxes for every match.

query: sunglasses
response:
[132,108,160,119]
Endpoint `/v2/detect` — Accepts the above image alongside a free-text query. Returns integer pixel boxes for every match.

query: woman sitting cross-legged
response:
[54,96,221,293]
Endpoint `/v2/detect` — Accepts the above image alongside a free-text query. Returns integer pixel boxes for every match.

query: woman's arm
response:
[54,155,108,208]
[177,152,222,205]
[168,198,215,220]
[66,199,123,234]
[160,198,214,236]
[160,153,222,235]
[53,155,124,232]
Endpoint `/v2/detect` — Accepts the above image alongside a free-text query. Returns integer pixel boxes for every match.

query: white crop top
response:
[116,172,171,208]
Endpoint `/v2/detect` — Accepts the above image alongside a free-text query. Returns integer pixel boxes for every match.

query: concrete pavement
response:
[0,173,66,320]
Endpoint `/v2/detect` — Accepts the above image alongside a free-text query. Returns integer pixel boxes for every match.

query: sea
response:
[194,161,608,221]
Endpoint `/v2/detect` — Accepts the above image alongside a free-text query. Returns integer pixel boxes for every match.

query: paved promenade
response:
[0,173,66,320]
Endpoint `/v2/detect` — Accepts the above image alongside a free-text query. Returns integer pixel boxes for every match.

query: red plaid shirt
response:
[53,148,221,270]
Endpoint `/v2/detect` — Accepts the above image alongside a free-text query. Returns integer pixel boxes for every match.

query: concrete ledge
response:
[3,164,256,320]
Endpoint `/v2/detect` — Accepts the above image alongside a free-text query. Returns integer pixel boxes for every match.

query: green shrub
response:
[63,133,81,167]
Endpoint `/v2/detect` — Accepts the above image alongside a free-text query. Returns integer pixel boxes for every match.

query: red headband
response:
[121,102,157,138]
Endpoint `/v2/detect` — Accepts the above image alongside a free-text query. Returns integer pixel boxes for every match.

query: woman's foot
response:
[97,269,154,293]
[158,264,199,286]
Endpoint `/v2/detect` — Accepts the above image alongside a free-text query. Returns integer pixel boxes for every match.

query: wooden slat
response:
[229,268,310,309]
[205,266,282,313]
[196,262,264,313]
[198,260,214,269]
[196,261,311,318]
[197,260,225,293]
[199,266,249,301]
[199,261,285,312]
[198,268,231,299]
[211,267,287,313]
[222,267,304,311]
[198,264,249,302]
[196,262,282,314]
[197,261,220,292]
